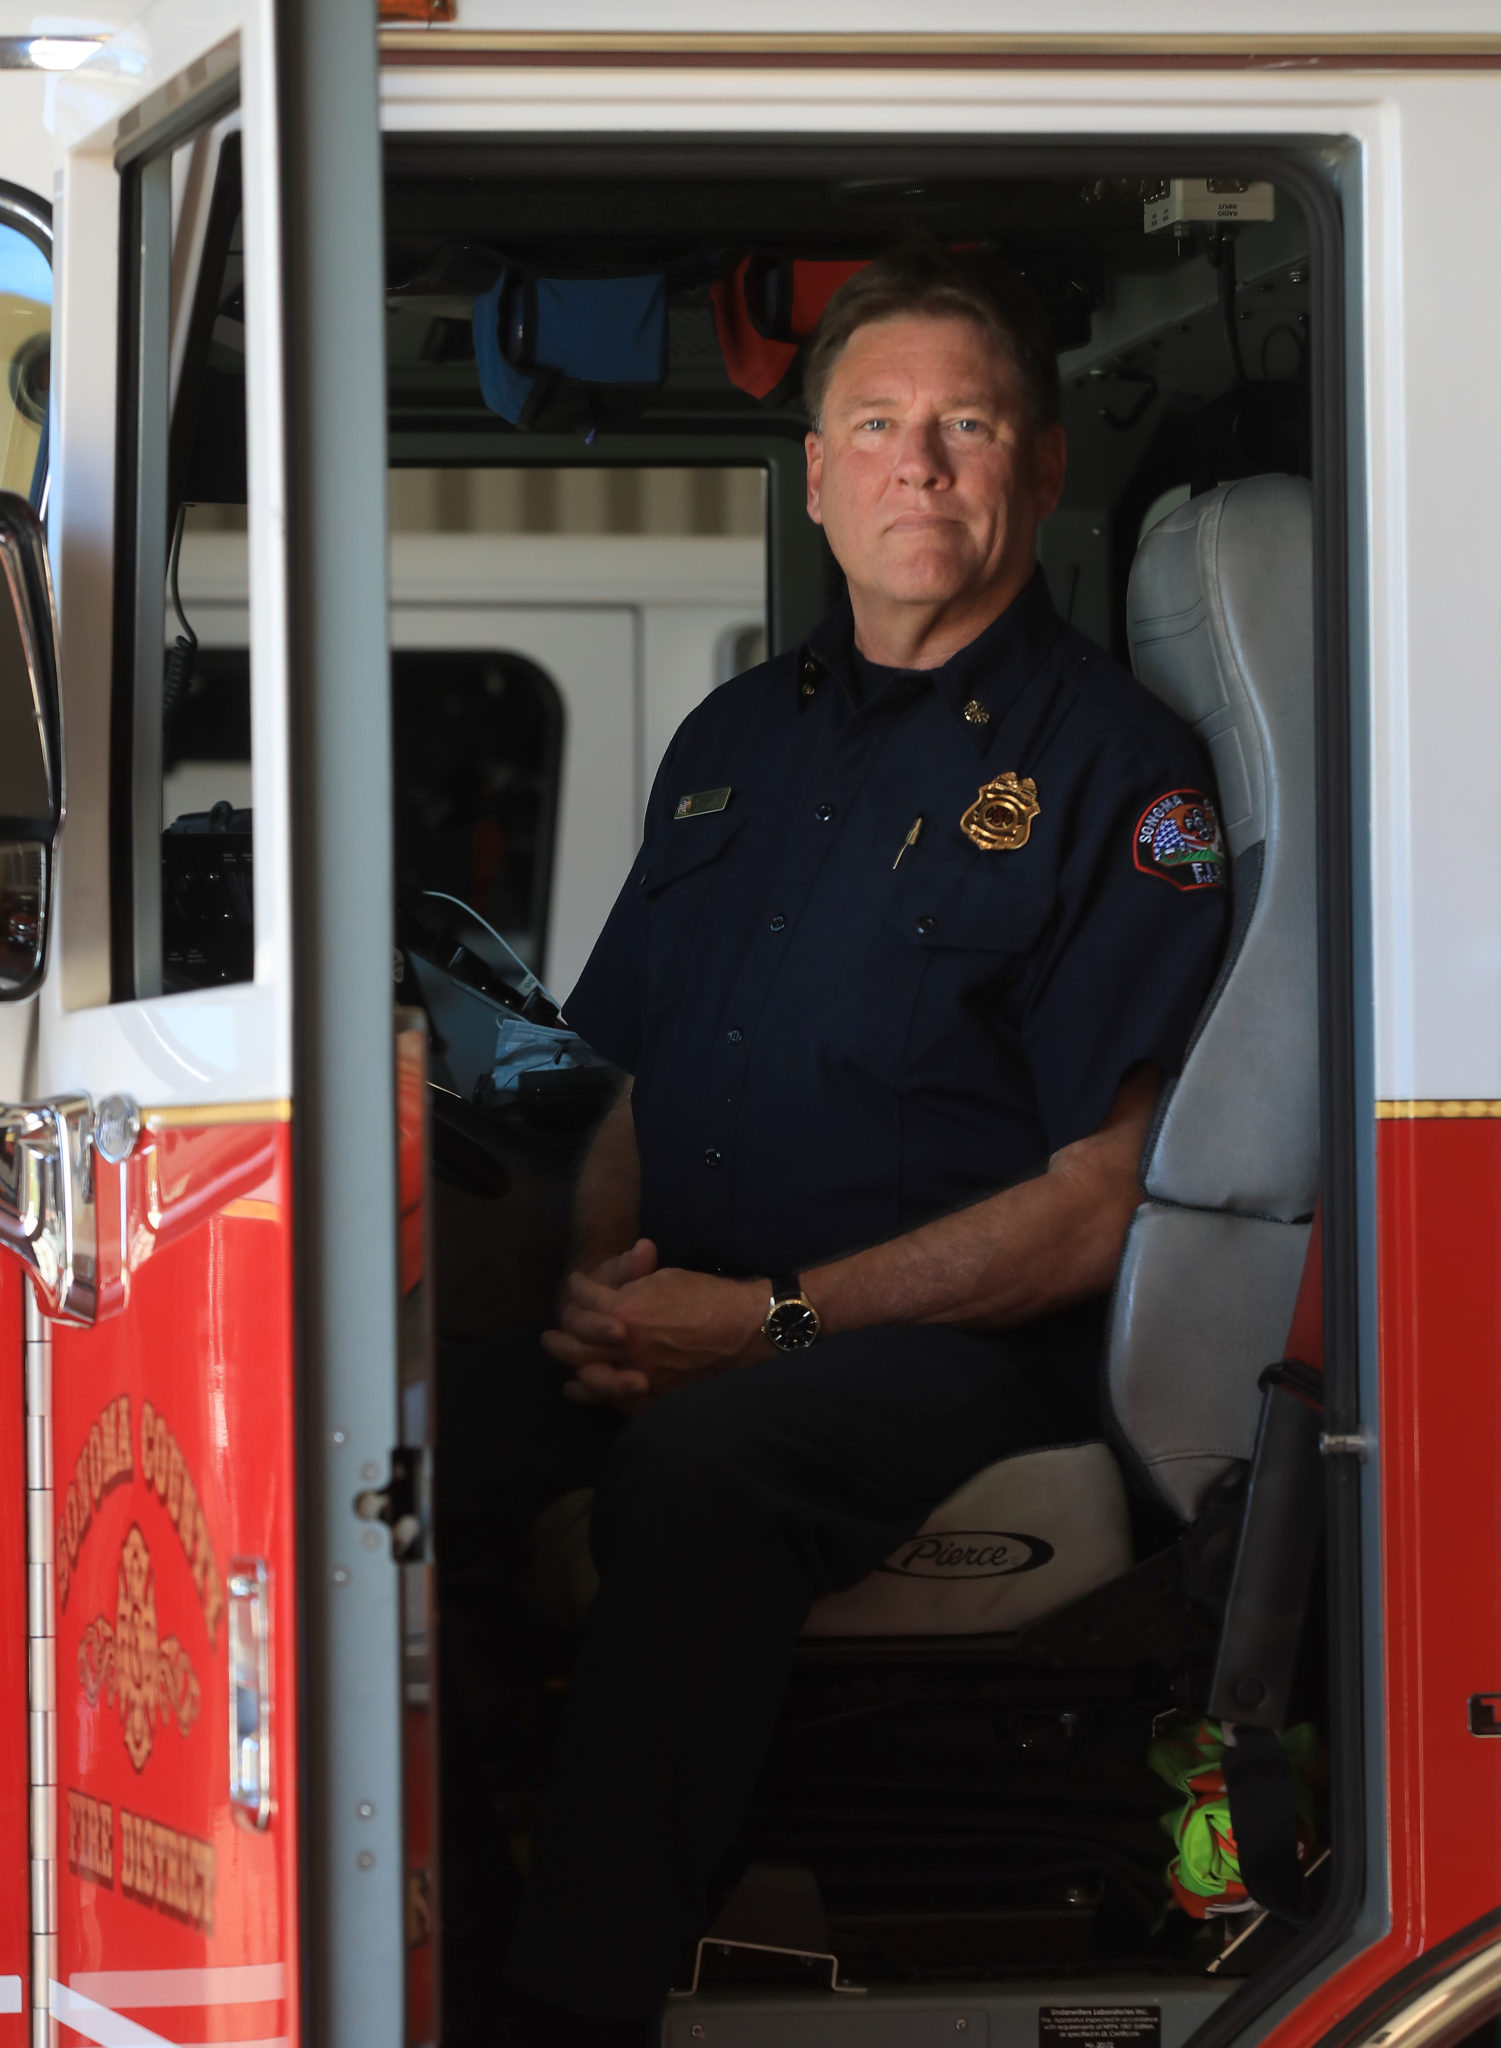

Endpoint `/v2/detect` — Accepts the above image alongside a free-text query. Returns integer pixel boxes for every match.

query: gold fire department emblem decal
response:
[79,1525,201,1773]
[960,772,1041,852]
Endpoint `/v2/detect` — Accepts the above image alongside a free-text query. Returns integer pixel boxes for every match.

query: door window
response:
[157,626,574,991]
[393,648,563,973]
[113,119,248,999]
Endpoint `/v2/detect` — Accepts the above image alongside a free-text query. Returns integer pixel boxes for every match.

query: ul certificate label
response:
[1040,2008,1162,2048]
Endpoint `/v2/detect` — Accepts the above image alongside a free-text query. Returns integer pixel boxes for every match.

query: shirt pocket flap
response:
[886,863,1052,956]
[640,804,749,896]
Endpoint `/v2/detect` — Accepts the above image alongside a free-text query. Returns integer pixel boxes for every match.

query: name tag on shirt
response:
[674,786,732,820]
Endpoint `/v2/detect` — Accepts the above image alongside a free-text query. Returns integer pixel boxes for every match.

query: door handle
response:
[0,1091,139,1324]
[227,1557,271,1828]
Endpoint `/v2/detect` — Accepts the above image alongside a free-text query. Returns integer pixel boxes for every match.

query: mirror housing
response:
[0,491,60,997]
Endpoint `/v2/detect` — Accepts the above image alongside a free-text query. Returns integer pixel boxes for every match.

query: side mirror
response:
[0,491,60,997]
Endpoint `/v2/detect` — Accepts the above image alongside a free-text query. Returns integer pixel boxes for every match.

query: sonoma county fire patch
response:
[1133,789,1226,891]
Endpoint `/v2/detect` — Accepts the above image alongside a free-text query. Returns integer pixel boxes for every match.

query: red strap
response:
[710,260,795,400]
[786,258,868,335]
[710,256,870,399]
[1283,1206,1323,1373]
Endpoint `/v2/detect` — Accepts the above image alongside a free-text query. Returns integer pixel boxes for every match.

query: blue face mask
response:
[403,892,615,1121]
[485,1011,610,1098]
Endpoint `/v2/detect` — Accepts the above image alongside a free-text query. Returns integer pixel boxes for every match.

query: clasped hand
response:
[541,1238,768,1412]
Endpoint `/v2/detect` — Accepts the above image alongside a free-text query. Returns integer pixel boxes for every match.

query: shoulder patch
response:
[1134,789,1226,891]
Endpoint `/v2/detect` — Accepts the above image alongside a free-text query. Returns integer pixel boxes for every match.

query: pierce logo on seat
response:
[878,1528,1055,1580]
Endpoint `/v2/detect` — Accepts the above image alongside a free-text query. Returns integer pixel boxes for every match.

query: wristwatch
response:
[762,1274,821,1352]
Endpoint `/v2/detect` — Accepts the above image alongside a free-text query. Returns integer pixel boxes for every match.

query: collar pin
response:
[963,699,990,726]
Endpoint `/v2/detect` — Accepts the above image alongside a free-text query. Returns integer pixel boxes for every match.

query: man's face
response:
[805,313,1066,627]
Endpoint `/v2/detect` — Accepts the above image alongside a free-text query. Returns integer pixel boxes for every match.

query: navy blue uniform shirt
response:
[565,573,1228,1280]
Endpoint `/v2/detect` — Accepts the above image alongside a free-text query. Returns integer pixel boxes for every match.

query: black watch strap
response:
[769,1273,804,1305]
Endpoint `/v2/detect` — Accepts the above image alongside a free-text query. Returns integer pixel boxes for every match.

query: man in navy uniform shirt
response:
[504,245,1227,2044]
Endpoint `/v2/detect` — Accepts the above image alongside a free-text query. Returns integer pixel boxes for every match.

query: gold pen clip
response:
[893,817,924,870]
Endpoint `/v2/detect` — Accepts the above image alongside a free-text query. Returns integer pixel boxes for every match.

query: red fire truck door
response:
[11,7,413,2048]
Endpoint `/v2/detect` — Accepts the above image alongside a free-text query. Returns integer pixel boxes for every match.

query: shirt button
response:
[727,1027,743,1044]
[704,1147,723,1168]
[916,915,937,936]
[814,802,835,824]
[769,913,787,932]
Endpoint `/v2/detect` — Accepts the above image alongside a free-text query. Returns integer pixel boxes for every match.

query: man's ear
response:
[1033,422,1067,524]
[805,430,825,527]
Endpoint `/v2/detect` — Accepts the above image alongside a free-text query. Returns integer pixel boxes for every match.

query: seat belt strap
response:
[1213,1207,1324,1923]
[1222,1725,1314,1926]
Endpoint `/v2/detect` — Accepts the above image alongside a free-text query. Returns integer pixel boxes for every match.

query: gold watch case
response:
[764,1287,821,1352]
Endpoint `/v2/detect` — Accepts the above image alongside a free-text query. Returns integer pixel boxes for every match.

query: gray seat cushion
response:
[802,1442,1132,1637]
[1106,1204,1312,1518]
[525,1444,1133,1639]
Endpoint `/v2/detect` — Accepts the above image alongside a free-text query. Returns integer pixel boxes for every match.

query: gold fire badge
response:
[960,772,1041,852]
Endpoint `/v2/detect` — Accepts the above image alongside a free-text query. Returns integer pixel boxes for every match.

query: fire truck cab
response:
[0,7,1496,2048]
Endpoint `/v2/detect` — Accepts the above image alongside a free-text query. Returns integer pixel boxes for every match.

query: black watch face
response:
[768,1299,820,1350]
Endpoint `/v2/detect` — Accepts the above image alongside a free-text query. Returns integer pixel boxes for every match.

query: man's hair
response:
[802,243,1061,434]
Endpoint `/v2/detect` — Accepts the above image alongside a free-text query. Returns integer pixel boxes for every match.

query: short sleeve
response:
[1013,766,1229,1154]
[560,729,684,1073]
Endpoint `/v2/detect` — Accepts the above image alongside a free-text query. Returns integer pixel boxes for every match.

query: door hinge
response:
[0,1093,139,1325]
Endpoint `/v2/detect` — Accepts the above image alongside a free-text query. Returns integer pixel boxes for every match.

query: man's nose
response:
[891,418,952,489]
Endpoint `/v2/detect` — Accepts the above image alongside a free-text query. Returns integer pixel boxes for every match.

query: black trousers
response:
[499,1312,1099,2018]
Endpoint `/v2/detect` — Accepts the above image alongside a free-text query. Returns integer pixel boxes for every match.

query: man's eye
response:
[951,417,984,433]
[857,417,888,432]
